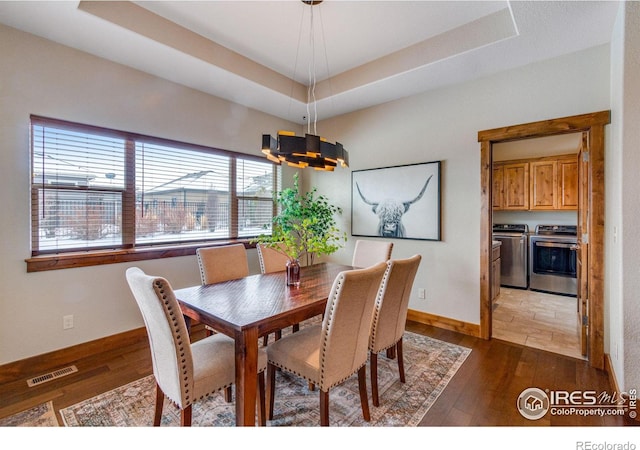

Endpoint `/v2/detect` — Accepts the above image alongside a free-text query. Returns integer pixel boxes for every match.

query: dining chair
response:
[196,244,252,400]
[125,267,267,426]
[196,243,250,336]
[266,262,387,426]
[256,243,297,345]
[256,243,291,274]
[369,254,421,407]
[196,243,250,285]
[351,239,394,268]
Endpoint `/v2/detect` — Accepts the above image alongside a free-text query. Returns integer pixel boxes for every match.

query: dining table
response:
[174,261,353,426]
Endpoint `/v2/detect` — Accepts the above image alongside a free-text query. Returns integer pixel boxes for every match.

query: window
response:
[29,116,279,269]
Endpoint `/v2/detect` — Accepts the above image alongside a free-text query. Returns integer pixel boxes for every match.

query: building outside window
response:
[30,116,279,258]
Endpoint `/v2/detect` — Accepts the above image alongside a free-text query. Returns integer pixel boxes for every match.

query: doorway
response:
[478,111,610,369]
[491,133,582,359]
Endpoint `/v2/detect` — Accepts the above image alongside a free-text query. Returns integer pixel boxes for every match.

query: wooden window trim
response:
[28,116,277,272]
[25,240,258,273]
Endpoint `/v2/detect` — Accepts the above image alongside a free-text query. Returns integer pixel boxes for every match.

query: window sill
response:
[25,240,257,273]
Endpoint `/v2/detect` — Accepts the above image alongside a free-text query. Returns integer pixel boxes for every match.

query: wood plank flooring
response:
[407,323,634,427]
[492,287,584,360]
[1,322,634,428]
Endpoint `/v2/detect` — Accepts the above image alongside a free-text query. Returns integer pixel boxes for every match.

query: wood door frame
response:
[478,111,610,369]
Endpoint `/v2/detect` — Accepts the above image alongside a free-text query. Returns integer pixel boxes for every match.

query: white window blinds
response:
[30,116,278,256]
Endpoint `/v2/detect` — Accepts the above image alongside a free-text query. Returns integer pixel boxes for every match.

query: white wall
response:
[609,1,640,392]
[0,24,296,365]
[0,21,625,371]
[607,0,626,391]
[620,0,640,397]
[306,45,611,327]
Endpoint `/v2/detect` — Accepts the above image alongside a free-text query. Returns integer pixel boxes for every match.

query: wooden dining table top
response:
[174,261,353,426]
[175,262,353,338]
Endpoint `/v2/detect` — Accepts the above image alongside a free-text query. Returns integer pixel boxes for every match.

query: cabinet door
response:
[557,156,578,210]
[530,160,557,209]
[503,162,529,210]
[492,164,504,210]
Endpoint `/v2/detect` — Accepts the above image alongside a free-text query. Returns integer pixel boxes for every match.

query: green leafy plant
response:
[253,173,347,265]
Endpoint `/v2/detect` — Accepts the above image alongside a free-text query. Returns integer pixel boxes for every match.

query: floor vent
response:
[27,365,78,387]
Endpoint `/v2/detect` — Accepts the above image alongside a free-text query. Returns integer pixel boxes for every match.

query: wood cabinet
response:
[530,160,557,209]
[493,154,577,211]
[530,156,578,210]
[557,156,579,209]
[492,162,529,210]
[491,242,501,302]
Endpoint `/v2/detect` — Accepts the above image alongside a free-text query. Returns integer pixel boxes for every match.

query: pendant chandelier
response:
[262,0,348,171]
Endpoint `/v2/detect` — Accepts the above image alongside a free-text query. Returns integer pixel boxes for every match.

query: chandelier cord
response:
[307,4,318,136]
[318,7,334,123]
[261,0,347,171]
[287,11,305,123]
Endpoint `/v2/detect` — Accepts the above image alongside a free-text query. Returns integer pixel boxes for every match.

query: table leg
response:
[234,327,259,426]
[183,316,191,333]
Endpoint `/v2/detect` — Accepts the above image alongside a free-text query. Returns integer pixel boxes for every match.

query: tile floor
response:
[492,287,585,360]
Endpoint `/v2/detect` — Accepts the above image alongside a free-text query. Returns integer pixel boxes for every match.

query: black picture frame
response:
[351,161,441,241]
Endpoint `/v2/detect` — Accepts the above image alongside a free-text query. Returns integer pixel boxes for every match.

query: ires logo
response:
[517,388,550,420]
[517,388,632,420]
[549,390,598,405]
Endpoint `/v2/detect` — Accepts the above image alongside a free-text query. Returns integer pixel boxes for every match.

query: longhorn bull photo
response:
[356,175,433,238]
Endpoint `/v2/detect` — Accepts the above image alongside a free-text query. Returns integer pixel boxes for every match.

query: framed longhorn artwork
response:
[351,161,441,241]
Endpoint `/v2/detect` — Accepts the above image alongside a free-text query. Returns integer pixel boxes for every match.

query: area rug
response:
[0,401,58,427]
[59,332,470,427]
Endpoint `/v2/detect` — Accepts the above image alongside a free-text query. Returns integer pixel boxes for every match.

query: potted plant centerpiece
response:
[253,173,347,286]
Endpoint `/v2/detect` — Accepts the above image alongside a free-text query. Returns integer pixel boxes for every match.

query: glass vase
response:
[286,259,301,287]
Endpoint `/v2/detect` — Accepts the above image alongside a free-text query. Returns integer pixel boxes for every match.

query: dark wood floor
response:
[0,321,636,427]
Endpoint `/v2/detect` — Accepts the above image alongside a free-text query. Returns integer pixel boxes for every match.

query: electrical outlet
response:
[418,288,426,299]
[63,315,74,330]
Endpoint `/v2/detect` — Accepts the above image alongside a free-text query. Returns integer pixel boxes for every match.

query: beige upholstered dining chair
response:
[256,243,290,274]
[196,244,250,404]
[351,239,394,268]
[196,243,250,339]
[266,262,387,426]
[125,267,267,426]
[196,243,249,285]
[256,243,297,344]
[369,254,421,407]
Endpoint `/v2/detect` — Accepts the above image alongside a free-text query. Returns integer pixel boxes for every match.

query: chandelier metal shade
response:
[261,132,348,171]
[261,0,348,171]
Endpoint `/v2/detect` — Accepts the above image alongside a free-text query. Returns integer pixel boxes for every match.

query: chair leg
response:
[275,329,282,340]
[292,323,300,333]
[308,381,315,391]
[320,389,330,426]
[224,385,232,403]
[386,346,396,359]
[266,363,277,420]
[397,338,406,383]
[370,351,380,407]
[257,371,266,426]
[180,405,192,426]
[357,365,371,422]
[153,382,164,426]
[262,335,269,346]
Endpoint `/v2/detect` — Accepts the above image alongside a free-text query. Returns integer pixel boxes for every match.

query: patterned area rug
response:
[60,332,470,427]
[0,401,58,427]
